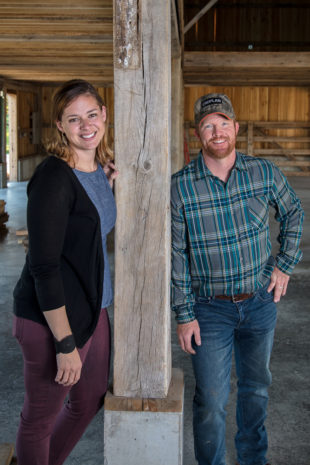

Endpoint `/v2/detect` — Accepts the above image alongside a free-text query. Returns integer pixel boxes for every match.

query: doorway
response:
[6,92,18,182]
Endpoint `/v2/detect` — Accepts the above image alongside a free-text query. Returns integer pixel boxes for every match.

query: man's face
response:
[197,113,239,160]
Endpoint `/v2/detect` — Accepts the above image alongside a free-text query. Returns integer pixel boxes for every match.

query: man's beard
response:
[204,135,236,160]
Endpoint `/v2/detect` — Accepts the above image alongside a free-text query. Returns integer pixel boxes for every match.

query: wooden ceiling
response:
[0,0,114,85]
[0,0,309,87]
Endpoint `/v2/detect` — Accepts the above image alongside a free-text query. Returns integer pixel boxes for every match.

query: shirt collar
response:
[195,150,248,181]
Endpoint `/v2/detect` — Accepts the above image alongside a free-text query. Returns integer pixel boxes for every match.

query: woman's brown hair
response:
[45,79,113,166]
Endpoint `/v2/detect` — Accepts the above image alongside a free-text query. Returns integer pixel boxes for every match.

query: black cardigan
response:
[13,156,104,348]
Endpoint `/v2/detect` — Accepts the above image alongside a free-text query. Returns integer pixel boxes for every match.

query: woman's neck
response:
[71,151,97,172]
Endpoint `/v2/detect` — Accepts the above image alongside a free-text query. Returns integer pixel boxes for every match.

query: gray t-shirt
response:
[73,164,116,308]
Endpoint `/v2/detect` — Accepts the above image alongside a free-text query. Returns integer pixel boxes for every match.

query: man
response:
[171,93,304,465]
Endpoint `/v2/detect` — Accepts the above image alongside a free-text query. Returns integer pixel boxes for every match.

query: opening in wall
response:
[6,92,18,182]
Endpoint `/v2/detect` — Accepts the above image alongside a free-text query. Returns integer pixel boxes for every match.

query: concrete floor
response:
[0,178,309,465]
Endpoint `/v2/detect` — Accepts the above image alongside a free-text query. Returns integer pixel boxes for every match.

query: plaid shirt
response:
[171,151,304,323]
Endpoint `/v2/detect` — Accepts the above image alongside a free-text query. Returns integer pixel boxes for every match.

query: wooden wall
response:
[17,89,39,158]
[184,0,310,51]
[184,86,310,122]
[8,83,310,176]
[184,86,310,175]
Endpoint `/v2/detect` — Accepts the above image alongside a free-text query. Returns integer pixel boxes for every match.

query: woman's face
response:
[56,94,106,156]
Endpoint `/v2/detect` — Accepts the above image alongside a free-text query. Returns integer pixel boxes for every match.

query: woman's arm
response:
[28,159,81,386]
[43,306,82,386]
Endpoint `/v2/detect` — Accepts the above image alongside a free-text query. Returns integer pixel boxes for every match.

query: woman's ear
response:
[101,106,107,123]
[56,120,63,133]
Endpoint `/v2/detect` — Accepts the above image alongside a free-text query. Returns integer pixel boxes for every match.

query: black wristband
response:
[54,334,76,354]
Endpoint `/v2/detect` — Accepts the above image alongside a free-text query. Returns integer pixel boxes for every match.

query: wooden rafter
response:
[184,0,218,34]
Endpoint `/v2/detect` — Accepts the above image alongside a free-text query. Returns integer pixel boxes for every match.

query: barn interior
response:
[0,1,309,464]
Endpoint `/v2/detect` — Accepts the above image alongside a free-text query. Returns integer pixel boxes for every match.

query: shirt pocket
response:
[247,196,269,230]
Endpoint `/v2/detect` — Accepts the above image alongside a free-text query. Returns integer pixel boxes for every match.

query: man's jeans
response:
[191,285,277,465]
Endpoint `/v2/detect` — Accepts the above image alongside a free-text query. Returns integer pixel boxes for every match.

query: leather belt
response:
[214,293,253,302]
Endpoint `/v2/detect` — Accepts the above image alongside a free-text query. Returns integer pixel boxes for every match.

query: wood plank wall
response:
[17,90,38,158]
[184,86,310,122]
[184,86,310,175]
[19,84,310,176]
[184,0,310,51]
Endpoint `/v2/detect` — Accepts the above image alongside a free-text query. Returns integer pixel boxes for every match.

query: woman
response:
[13,79,118,465]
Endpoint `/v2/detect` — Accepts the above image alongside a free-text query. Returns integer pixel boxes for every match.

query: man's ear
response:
[235,121,239,135]
[194,129,200,140]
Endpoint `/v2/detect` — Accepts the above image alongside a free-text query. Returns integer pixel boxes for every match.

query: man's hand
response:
[267,266,290,303]
[177,320,201,355]
[55,348,82,387]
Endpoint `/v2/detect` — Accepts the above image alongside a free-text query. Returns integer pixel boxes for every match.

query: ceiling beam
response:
[183,51,310,86]
[184,0,218,34]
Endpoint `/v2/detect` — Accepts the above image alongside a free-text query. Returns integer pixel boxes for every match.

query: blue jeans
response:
[191,285,277,465]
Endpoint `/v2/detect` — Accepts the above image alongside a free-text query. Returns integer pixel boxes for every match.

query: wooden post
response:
[247,121,254,157]
[113,0,171,398]
[7,93,18,182]
[0,88,7,188]
[171,0,184,174]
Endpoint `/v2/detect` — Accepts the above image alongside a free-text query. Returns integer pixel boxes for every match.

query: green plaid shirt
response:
[171,151,304,323]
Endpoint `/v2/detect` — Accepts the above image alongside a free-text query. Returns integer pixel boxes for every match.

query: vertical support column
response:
[0,89,7,188]
[104,1,184,463]
[113,0,171,398]
[171,0,184,174]
[247,121,254,157]
[7,93,18,182]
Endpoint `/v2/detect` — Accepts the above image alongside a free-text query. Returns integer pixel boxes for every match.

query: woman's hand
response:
[104,161,119,188]
[55,348,82,387]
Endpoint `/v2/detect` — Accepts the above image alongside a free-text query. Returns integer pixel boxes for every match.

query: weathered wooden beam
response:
[0,88,6,188]
[186,120,310,129]
[184,0,219,34]
[254,149,310,156]
[171,0,180,55]
[184,51,310,68]
[247,122,254,157]
[0,24,113,35]
[183,52,310,86]
[105,368,184,412]
[0,42,112,56]
[171,0,184,174]
[113,0,171,398]
[0,0,111,6]
[0,66,114,85]
[0,6,112,17]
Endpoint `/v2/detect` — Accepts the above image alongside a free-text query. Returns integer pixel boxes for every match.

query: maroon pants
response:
[13,308,110,465]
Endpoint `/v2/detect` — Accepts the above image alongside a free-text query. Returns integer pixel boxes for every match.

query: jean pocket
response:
[194,297,213,319]
[255,285,274,304]
[12,315,25,344]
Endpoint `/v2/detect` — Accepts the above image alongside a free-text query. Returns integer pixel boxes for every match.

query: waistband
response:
[214,293,253,302]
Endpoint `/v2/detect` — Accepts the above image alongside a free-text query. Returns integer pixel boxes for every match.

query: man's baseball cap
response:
[194,93,235,127]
